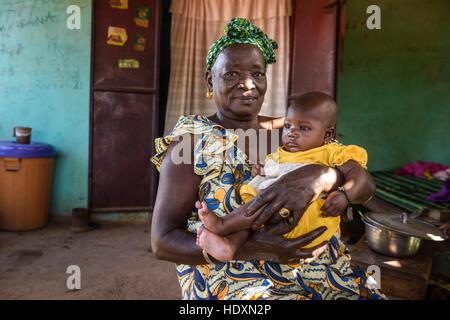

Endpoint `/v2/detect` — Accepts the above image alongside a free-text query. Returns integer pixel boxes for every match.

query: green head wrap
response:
[206,17,278,72]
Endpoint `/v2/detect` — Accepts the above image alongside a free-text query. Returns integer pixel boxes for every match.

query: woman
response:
[151,18,386,300]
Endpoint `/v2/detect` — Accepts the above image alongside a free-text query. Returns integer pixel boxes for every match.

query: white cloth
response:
[248,158,310,191]
[433,168,450,181]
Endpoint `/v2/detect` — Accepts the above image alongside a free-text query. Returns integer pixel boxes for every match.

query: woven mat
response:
[371,171,450,213]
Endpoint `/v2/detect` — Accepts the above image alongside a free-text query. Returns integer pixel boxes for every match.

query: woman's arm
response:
[337,160,375,204]
[150,135,328,265]
[151,135,206,264]
[321,160,375,218]
[235,213,329,264]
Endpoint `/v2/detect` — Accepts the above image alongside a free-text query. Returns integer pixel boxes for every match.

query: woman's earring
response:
[206,90,213,99]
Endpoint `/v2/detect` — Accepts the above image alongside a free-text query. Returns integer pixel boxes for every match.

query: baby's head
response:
[282,92,337,152]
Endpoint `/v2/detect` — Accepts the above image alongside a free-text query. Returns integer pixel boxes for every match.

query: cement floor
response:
[0,218,181,299]
[1,217,448,300]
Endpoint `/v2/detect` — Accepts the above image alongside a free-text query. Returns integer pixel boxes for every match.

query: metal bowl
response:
[359,211,448,258]
[364,219,422,258]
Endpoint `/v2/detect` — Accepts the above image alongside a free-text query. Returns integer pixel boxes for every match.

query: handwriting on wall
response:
[0,0,87,98]
[0,0,59,37]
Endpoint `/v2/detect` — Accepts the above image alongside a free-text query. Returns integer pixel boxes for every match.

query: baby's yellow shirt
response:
[269,142,367,169]
[252,142,367,248]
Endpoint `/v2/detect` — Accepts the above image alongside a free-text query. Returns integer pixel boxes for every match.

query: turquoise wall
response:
[0,0,92,215]
[337,0,450,171]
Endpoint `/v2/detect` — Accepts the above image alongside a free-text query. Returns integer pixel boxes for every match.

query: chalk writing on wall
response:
[0,0,59,38]
[0,0,90,98]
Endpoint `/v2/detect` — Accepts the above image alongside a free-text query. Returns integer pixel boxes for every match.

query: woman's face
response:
[206,44,267,121]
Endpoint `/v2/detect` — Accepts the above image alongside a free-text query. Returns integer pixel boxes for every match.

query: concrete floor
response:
[0,218,181,299]
[1,215,448,300]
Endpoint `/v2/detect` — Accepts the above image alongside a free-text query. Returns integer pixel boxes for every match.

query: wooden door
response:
[289,0,342,99]
[89,0,160,212]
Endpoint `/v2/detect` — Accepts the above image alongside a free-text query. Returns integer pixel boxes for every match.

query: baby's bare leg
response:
[197,201,259,236]
[196,201,226,235]
[197,226,250,262]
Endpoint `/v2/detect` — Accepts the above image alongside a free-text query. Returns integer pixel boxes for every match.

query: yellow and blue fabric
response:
[151,115,387,300]
[240,143,368,248]
[205,17,278,72]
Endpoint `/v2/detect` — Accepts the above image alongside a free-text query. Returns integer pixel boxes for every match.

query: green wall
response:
[0,0,92,215]
[337,0,450,171]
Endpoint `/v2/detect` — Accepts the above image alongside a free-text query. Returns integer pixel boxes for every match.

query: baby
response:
[196,92,368,262]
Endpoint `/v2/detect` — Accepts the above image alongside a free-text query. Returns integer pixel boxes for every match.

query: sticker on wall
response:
[110,0,128,10]
[118,59,140,69]
[133,34,146,51]
[107,26,128,46]
[135,7,150,28]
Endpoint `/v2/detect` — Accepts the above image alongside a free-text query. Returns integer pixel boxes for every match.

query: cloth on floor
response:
[395,161,448,180]
[426,178,450,203]
[371,171,450,213]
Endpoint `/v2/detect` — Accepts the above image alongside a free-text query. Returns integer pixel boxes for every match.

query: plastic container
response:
[0,141,56,231]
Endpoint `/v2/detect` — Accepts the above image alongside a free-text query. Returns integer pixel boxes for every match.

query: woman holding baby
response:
[151,17,386,300]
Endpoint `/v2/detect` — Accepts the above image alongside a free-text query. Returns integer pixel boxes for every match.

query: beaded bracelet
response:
[338,186,353,221]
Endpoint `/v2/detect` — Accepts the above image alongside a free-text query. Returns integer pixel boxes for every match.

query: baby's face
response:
[281,105,331,152]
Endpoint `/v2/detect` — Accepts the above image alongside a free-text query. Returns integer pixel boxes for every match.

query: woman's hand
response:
[152,137,331,266]
[245,164,344,231]
[234,206,330,264]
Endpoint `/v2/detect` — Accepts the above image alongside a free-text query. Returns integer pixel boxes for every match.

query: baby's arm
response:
[251,162,265,178]
[320,160,369,218]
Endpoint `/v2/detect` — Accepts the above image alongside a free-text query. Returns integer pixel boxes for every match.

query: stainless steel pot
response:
[359,211,447,258]
[363,217,422,257]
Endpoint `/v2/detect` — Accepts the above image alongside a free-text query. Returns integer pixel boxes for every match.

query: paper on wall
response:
[107,26,128,46]
[135,7,150,28]
[110,0,128,10]
[118,59,140,69]
[134,34,146,51]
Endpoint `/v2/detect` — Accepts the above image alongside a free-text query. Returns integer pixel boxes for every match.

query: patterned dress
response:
[152,115,387,300]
